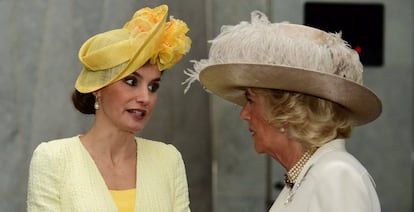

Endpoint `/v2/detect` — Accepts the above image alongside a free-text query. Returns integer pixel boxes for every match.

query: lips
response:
[249,128,256,136]
[127,109,146,118]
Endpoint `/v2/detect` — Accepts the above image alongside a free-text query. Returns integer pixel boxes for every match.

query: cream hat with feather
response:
[183,10,381,126]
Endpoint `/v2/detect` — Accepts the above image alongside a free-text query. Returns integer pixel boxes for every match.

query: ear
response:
[93,90,101,97]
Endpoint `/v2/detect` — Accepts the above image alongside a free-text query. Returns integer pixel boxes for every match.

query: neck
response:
[285,150,312,185]
[272,138,307,171]
[81,122,137,163]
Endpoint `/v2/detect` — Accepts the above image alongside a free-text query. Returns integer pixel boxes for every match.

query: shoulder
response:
[307,146,374,191]
[29,136,81,182]
[303,143,380,211]
[31,136,80,162]
[136,138,186,176]
[307,139,369,177]
[137,137,180,153]
[33,136,79,153]
[312,150,368,176]
[136,137,183,163]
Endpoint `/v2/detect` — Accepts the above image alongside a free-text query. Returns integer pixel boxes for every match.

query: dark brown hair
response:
[71,89,95,114]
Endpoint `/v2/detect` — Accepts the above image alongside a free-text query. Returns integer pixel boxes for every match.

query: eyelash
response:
[124,77,137,86]
[123,77,160,93]
[148,82,160,93]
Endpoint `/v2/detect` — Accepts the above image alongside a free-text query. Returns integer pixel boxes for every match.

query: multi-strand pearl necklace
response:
[284,150,312,188]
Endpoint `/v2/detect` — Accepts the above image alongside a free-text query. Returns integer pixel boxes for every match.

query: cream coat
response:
[270,139,380,212]
[27,136,190,212]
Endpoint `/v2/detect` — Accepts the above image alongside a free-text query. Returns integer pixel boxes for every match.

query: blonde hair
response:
[250,88,352,150]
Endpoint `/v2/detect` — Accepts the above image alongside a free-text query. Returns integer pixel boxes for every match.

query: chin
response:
[124,125,144,134]
[253,145,265,153]
[133,127,144,133]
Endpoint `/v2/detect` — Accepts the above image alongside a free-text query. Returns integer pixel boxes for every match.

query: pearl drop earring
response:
[94,95,99,110]
[94,102,99,110]
[279,127,285,133]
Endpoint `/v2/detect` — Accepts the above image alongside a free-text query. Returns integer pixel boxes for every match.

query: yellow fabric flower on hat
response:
[124,6,167,36]
[153,17,192,70]
[123,5,191,71]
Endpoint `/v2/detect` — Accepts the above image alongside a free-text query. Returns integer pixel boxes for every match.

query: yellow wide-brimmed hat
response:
[76,5,191,93]
[184,11,381,126]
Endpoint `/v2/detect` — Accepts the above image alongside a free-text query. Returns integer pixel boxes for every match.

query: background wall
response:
[0,0,412,212]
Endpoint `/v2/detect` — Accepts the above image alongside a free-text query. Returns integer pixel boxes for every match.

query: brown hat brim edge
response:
[199,63,382,126]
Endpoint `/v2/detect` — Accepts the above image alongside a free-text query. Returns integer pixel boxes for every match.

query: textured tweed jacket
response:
[269,139,381,212]
[27,136,190,212]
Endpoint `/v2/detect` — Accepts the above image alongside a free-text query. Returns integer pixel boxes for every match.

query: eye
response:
[245,92,253,103]
[246,96,254,104]
[148,81,160,93]
[123,77,137,86]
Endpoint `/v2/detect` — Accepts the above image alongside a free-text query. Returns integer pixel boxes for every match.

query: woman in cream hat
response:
[184,11,381,212]
[28,5,191,211]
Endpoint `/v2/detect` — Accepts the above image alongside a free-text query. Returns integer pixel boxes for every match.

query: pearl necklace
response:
[284,150,312,188]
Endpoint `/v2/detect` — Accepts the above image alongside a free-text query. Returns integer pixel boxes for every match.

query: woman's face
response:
[240,90,285,155]
[95,63,161,133]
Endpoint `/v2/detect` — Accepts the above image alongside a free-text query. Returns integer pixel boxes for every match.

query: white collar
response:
[283,139,346,205]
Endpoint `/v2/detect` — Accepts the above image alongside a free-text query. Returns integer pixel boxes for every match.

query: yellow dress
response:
[109,189,136,212]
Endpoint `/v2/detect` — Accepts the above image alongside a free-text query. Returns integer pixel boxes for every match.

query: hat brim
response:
[199,63,382,126]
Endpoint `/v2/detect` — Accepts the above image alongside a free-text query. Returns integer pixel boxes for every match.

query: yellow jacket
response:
[27,136,190,212]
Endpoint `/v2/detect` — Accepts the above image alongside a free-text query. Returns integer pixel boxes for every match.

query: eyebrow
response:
[244,90,251,99]
[131,72,161,82]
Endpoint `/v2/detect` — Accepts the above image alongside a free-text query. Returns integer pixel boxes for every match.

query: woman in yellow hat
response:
[184,10,381,212]
[28,5,191,211]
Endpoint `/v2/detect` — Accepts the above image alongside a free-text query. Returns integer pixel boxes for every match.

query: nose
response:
[135,86,151,106]
[240,103,250,121]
